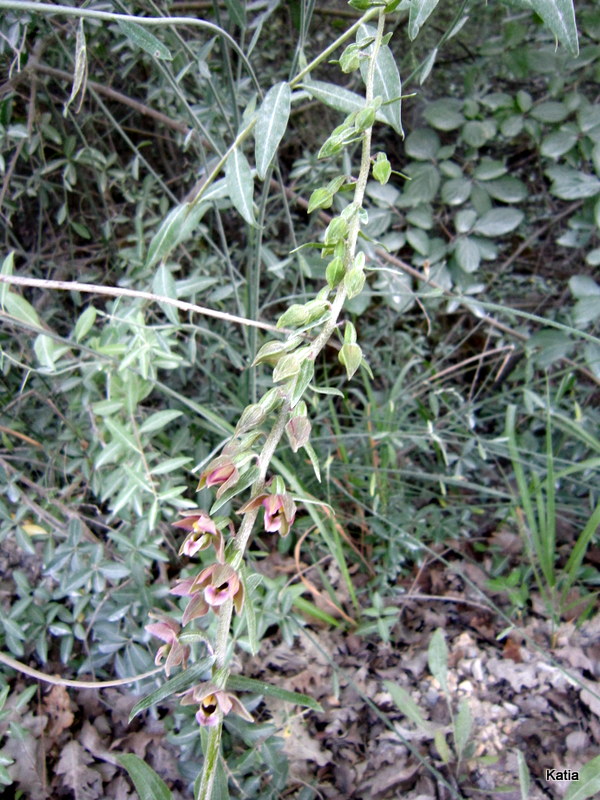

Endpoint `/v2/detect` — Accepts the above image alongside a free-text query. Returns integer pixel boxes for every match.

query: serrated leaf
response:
[226,674,323,712]
[226,148,255,225]
[139,410,183,434]
[129,657,215,721]
[255,82,291,180]
[117,21,173,61]
[473,207,524,236]
[358,25,403,136]
[408,0,440,40]
[152,263,179,325]
[117,754,173,800]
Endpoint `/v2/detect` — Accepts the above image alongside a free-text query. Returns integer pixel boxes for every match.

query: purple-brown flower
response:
[197,455,239,498]
[239,488,297,537]
[180,683,253,727]
[173,510,224,561]
[145,617,189,676]
[171,564,244,624]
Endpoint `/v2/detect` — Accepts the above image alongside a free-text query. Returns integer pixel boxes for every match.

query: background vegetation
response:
[0,0,599,797]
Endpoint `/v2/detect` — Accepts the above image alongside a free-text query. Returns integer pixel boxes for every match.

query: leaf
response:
[453,698,472,760]
[56,741,102,800]
[255,82,291,181]
[455,237,481,273]
[63,19,87,116]
[383,681,429,730]
[129,657,215,721]
[302,79,366,116]
[146,205,187,269]
[152,263,180,325]
[408,0,441,40]
[139,410,183,434]
[423,98,464,131]
[226,148,256,226]
[104,417,141,454]
[473,207,524,236]
[3,291,42,328]
[117,21,173,61]
[224,0,246,27]
[564,753,600,800]
[358,24,403,136]
[34,334,57,370]
[404,128,440,160]
[517,750,531,800]
[569,275,600,299]
[117,754,173,800]
[484,176,527,203]
[546,167,600,200]
[428,628,448,691]
[226,674,323,712]
[74,306,97,342]
[520,0,579,56]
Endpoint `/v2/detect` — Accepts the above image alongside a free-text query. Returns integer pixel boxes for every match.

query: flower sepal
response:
[180,682,254,728]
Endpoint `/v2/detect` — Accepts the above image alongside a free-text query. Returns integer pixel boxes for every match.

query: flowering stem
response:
[196,9,387,798]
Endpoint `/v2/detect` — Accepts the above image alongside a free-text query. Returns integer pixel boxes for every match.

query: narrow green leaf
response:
[302,79,367,116]
[34,334,57,370]
[74,306,97,342]
[302,440,321,483]
[255,82,291,181]
[129,657,215,721]
[117,21,173,61]
[117,754,173,800]
[0,251,15,308]
[226,674,323,712]
[408,0,441,40]
[428,628,448,691]
[139,410,183,435]
[224,0,246,27]
[453,698,472,760]
[525,0,578,56]
[152,264,179,325]
[517,750,530,800]
[150,456,192,475]
[64,18,88,116]
[226,148,256,226]
[104,417,141,454]
[383,680,429,730]
[146,205,187,269]
[564,753,600,800]
[3,292,42,328]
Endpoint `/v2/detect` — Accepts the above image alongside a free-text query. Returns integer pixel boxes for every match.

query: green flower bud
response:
[344,266,366,299]
[355,106,376,133]
[324,217,348,246]
[276,304,310,329]
[326,256,345,289]
[339,343,363,380]
[373,152,392,185]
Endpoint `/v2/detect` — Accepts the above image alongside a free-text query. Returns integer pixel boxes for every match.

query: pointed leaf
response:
[117,21,173,61]
[3,291,42,328]
[226,674,323,712]
[64,19,88,116]
[563,753,600,800]
[129,657,215,721]
[116,754,173,800]
[255,82,291,180]
[226,148,256,226]
[428,628,448,691]
[152,263,179,325]
[524,0,578,56]
[408,0,441,40]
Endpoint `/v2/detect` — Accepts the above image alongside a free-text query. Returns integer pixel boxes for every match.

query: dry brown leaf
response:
[55,740,103,800]
[4,730,47,799]
[43,684,74,739]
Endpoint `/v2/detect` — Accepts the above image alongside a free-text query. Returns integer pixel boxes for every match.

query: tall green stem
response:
[195,9,387,798]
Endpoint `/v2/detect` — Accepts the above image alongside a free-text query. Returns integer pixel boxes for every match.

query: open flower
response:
[180,683,253,728]
[239,487,297,537]
[197,455,239,498]
[171,564,244,624]
[173,510,224,561]
[145,617,189,676]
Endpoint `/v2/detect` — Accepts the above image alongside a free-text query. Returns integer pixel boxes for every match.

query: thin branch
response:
[0,650,162,688]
